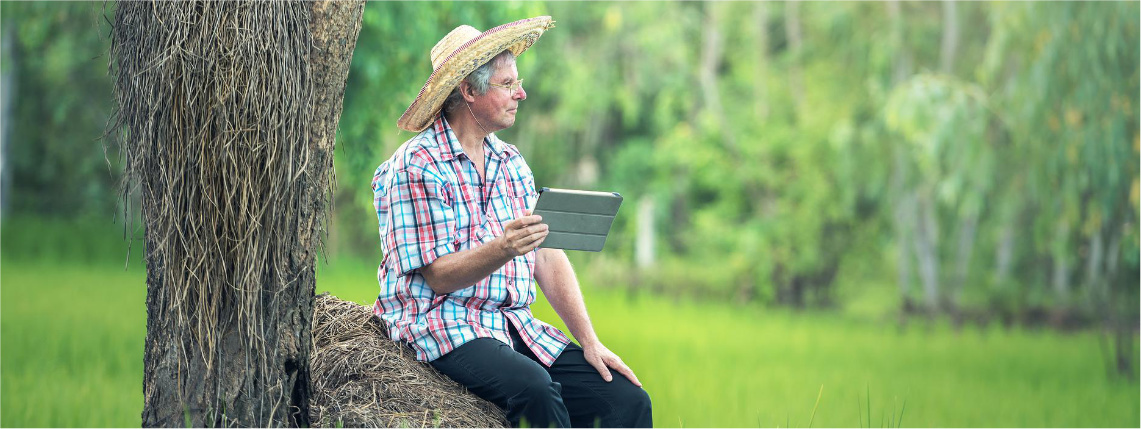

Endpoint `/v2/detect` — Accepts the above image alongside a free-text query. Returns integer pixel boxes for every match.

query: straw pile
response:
[310,293,508,427]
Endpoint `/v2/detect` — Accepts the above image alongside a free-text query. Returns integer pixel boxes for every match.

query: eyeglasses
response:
[488,79,524,94]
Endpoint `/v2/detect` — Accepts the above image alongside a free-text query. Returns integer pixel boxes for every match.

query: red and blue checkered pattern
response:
[372,114,570,366]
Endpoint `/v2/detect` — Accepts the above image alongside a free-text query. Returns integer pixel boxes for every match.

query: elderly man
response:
[371,16,652,428]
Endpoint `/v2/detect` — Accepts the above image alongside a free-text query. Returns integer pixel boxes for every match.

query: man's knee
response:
[505,379,570,428]
[612,385,652,428]
[625,386,651,411]
[509,377,563,405]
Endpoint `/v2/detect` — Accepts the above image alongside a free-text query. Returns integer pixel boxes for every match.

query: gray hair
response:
[443,50,516,113]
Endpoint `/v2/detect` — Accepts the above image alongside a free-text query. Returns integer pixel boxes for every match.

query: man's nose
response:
[516,87,527,100]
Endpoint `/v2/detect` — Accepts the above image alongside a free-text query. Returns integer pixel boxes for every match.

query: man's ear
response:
[459,81,477,103]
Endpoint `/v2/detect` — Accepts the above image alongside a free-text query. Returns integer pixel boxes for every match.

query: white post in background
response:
[635,194,655,269]
[1,26,14,220]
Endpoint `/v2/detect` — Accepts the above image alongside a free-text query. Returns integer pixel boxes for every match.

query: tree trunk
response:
[914,193,941,312]
[891,168,916,310]
[940,0,966,316]
[635,194,656,270]
[699,3,723,116]
[950,210,976,315]
[887,0,919,318]
[1050,220,1071,305]
[1,25,14,218]
[887,1,912,85]
[995,219,1014,287]
[572,111,603,187]
[1084,228,1105,304]
[110,1,364,426]
[784,1,805,119]
[1113,327,1134,377]
[752,2,771,121]
[699,4,724,116]
[939,0,959,75]
[1102,224,1132,377]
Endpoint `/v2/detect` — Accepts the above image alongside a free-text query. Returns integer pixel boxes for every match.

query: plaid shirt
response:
[372,114,571,366]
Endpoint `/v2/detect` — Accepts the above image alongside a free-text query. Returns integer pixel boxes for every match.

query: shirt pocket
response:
[452,182,481,248]
[481,183,514,238]
[497,179,533,227]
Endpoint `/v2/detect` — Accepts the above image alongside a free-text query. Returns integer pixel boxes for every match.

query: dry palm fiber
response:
[106,0,335,425]
[310,293,508,428]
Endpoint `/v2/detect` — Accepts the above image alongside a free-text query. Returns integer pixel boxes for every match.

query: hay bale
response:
[310,293,508,427]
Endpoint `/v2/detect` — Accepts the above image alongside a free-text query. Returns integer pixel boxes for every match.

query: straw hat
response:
[397,16,555,132]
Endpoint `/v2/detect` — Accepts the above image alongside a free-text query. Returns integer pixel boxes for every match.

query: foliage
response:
[1,1,117,217]
[978,1,1140,318]
[2,1,1137,327]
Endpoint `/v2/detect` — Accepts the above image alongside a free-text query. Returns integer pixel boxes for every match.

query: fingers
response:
[507,214,543,229]
[521,230,548,250]
[587,355,614,383]
[513,232,546,255]
[514,224,548,245]
[520,223,549,240]
[502,216,548,256]
[608,358,642,387]
[588,348,643,387]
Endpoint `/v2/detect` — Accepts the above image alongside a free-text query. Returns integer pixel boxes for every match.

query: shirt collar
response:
[432,113,509,162]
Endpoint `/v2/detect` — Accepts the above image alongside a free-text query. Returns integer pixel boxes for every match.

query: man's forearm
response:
[420,240,513,294]
[535,248,600,347]
[420,214,548,295]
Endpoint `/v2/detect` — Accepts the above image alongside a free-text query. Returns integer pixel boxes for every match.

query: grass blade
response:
[866,384,871,428]
[808,384,824,428]
[897,397,907,428]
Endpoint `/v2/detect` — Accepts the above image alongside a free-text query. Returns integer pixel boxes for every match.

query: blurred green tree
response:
[1,1,1134,348]
[978,1,1139,375]
[1,2,116,218]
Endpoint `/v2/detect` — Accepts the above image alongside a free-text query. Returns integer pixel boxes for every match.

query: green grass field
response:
[2,256,1138,427]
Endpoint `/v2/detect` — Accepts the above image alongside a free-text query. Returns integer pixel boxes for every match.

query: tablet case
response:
[533,187,623,252]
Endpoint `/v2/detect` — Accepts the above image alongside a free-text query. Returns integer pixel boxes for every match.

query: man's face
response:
[469,59,526,132]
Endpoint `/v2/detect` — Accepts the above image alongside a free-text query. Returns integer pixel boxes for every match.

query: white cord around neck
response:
[465,101,492,138]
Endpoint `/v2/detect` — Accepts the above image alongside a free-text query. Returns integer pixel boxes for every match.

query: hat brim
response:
[397,16,555,132]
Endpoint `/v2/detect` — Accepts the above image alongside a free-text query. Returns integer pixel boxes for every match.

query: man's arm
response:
[420,214,548,294]
[534,248,642,387]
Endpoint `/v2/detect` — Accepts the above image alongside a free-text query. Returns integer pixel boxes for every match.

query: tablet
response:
[532,187,623,252]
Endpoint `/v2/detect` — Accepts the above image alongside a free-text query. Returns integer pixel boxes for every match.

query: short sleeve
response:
[385,160,457,276]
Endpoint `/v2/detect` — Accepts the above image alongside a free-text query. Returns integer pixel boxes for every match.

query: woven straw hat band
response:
[397,16,555,132]
[431,26,482,70]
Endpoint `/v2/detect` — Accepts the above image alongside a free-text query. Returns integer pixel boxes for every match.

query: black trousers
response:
[430,326,653,428]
